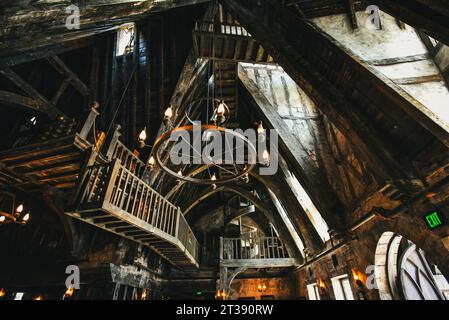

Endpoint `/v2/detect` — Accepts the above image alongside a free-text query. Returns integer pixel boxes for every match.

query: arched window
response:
[374,232,448,300]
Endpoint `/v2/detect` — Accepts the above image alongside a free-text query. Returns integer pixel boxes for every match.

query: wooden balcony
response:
[220,236,301,268]
[193,21,274,64]
[66,156,200,268]
[0,106,100,191]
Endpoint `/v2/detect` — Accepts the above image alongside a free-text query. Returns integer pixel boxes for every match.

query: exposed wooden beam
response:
[0,37,95,68]
[221,0,449,181]
[239,67,347,233]
[393,74,443,85]
[347,0,358,29]
[0,90,44,111]
[221,258,301,268]
[0,66,60,117]
[372,0,449,46]
[46,56,91,97]
[0,0,210,58]
[368,53,430,66]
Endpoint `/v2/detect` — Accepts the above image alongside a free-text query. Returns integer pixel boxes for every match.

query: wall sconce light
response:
[318,278,326,289]
[0,288,5,298]
[215,289,225,300]
[257,282,267,293]
[62,287,74,300]
[352,269,365,289]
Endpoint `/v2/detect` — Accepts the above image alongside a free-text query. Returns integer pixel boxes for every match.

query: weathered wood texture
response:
[372,0,449,46]
[0,0,210,58]
[221,0,449,184]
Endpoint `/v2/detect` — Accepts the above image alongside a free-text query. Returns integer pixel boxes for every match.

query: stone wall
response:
[229,277,296,300]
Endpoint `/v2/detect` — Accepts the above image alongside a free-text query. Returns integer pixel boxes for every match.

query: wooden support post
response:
[0,90,44,111]
[0,66,59,117]
[347,0,358,29]
[78,102,100,141]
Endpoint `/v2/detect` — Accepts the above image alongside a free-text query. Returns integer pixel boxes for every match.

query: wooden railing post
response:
[220,237,224,260]
[78,101,100,141]
[101,159,121,205]
[104,124,122,161]
[175,207,181,239]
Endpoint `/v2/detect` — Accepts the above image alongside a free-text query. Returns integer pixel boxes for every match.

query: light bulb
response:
[64,287,74,298]
[22,213,30,222]
[16,204,24,213]
[138,128,147,141]
[148,156,155,166]
[211,174,217,181]
[164,107,173,119]
[0,216,5,223]
[262,149,270,162]
[257,122,265,134]
[217,101,226,115]
[177,170,183,176]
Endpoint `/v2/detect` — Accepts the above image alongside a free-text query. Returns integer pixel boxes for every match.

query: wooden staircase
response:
[0,104,200,268]
[66,137,200,268]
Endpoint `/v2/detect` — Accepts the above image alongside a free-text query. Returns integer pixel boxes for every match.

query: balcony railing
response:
[71,158,199,266]
[221,236,289,260]
[194,21,251,37]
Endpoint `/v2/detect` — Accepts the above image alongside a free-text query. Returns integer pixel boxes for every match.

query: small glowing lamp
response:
[22,213,30,223]
[138,128,147,141]
[164,107,173,119]
[257,122,265,135]
[16,204,24,214]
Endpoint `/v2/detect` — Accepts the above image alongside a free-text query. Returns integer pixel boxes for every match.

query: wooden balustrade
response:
[110,140,147,179]
[72,158,199,266]
[194,21,250,37]
[221,236,289,260]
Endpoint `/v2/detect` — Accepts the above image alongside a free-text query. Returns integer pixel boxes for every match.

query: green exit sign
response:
[424,210,445,229]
